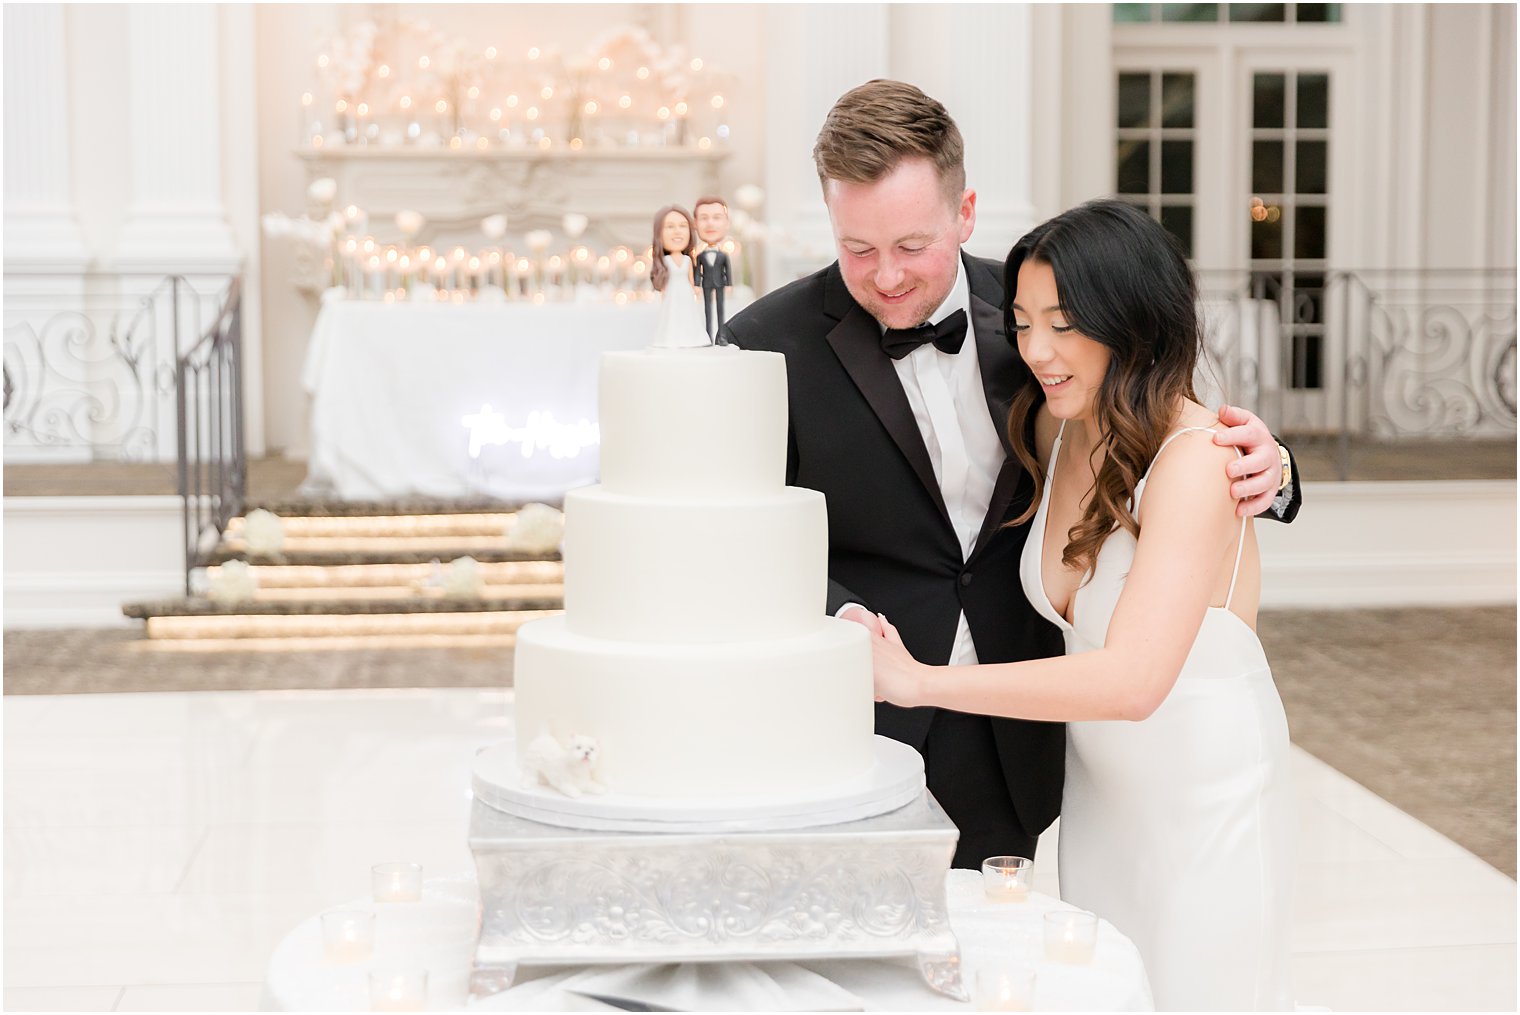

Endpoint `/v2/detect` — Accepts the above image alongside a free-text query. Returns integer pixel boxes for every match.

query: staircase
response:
[122,499,565,646]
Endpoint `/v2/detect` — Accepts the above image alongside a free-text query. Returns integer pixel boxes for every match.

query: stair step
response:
[227,512,519,539]
[124,595,563,620]
[206,547,562,567]
[205,560,564,590]
[244,497,558,518]
[143,609,559,640]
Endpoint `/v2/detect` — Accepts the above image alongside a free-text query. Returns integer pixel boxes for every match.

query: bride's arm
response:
[872,430,1245,722]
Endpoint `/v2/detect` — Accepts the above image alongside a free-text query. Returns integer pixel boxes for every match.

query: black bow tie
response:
[880,309,969,360]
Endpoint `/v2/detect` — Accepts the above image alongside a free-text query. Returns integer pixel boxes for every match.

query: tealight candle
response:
[320,909,375,963]
[369,969,428,1011]
[372,862,424,902]
[974,965,1037,1011]
[1044,910,1098,964]
[982,855,1033,903]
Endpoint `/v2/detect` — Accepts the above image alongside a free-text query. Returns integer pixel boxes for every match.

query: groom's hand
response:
[839,605,884,637]
[1214,404,1286,518]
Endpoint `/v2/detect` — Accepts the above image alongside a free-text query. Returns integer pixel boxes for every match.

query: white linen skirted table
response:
[300,295,659,501]
[262,870,1153,1011]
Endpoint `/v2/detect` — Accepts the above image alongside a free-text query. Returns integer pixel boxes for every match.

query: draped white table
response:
[300,294,657,501]
[262,871,1153,1011]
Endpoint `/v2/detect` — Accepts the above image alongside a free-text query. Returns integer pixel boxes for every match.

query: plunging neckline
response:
[1031,424,1079,633]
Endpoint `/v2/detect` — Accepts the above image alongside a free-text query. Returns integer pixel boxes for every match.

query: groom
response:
[720,79,1300,868]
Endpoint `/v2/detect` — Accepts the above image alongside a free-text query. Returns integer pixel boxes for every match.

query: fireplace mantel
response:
[297,147,730,250]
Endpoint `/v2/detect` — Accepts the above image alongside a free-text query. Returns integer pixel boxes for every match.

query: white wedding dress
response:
[652,254,709,347]
[1021,423,1294,1011]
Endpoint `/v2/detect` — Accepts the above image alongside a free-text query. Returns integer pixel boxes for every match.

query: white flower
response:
[443,556,485,599]
[307,177,338,206]
[525,229,553,251]
[395,209,425,236]
[208,560,258,602]
[242,509,286,554]
[481,214,508,240]
[504,503,565,552]
[261,213,292,238]
[734,184,765,211]
[562,213,589,239]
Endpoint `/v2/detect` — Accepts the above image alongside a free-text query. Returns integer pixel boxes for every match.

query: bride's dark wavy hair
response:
[1002,199,1201,576]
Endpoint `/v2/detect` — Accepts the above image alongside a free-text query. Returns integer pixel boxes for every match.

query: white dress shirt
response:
[840,257,1006,666]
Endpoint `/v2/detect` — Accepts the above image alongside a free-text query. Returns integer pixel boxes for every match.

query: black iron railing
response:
[176,277,246,593]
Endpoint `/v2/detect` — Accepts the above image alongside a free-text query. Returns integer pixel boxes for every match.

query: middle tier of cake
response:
[513,617,875,798]
[562,485,827,643]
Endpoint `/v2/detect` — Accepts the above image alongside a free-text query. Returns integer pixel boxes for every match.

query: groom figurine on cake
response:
[720,79,1301,868]
[693,195,734,340]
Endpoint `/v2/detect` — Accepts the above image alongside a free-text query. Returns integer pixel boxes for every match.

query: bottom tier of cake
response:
[513,615,874,798]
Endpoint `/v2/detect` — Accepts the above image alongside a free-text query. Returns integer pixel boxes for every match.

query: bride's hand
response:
[871,614,929,707]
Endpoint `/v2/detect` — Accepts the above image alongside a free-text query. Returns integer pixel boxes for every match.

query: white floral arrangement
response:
[443,556,486,599]
[242,509,286,555]
[208,560,258,603]
[262,176,343,294]
[504,503,565,553]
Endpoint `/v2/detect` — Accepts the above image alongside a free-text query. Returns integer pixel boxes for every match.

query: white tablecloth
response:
[262,872,1153,1011]
[300,295,657,501]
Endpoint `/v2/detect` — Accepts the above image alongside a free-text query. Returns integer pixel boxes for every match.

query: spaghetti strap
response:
[1138,425,1250,610]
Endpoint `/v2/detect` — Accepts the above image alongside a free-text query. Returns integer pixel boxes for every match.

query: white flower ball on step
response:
[504,503,564,553]
[242,509,285,554]
[209,560,258,603]
[443,556,485,599]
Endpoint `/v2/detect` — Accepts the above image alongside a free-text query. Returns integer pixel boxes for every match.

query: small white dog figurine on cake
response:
[523,732,605,798]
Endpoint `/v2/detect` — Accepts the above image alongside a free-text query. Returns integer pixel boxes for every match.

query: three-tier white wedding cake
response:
[512,345,878,799]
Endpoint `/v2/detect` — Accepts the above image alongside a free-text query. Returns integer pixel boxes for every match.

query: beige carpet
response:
[5,606,1514,876]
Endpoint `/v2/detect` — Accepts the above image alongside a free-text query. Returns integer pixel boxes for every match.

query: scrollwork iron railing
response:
[1195,268,1516,478]
[1,275,222,460]
[3,272,245,591]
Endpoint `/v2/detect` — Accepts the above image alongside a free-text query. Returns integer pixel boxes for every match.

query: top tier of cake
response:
[597,346,787,501]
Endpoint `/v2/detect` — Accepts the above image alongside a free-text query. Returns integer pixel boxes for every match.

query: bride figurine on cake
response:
[650,205,711,348]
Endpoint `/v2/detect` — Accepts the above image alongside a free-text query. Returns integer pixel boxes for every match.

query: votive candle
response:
[981,855,1033,903]
[372,862,423,903]
[1044,910,1098,964]
[320,909,375,963]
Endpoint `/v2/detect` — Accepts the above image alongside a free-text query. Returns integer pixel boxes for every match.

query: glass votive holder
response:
[320,909,375,963]
[372,862,424,903]
[974,964,1037,1011]
[982,855,1034,903]
[1044,910,1099,964]
[369,969,429,1012]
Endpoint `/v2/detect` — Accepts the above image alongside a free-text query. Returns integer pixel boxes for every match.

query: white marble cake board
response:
[472,734,926,832]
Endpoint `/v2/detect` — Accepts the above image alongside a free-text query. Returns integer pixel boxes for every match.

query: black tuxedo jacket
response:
[720,253,1068,836]
[694,248,732,290]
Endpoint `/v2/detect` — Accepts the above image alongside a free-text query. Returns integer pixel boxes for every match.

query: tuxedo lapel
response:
[965,255,1025,561]
[822,271,952,526]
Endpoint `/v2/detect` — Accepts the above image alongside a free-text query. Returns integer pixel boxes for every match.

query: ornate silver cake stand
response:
[467,787,967,1003]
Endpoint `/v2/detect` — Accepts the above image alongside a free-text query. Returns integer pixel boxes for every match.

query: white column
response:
[889,5,1037,262]
[3,4,88,268]
[114,3,240,272]
[762,5,890,285]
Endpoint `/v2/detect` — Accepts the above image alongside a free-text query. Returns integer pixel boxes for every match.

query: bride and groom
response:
[720,80,1300,1010]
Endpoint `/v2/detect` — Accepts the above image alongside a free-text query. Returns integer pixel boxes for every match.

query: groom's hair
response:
[813,79,966,206]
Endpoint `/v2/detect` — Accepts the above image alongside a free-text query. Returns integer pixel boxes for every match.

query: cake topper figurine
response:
[649,204,710,348]
[692,195,733,340]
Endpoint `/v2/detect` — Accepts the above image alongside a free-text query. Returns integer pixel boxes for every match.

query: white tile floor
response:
[3,689,1514,1012]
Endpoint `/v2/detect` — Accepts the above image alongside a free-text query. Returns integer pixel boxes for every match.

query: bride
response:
[871,200,1293,1011]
